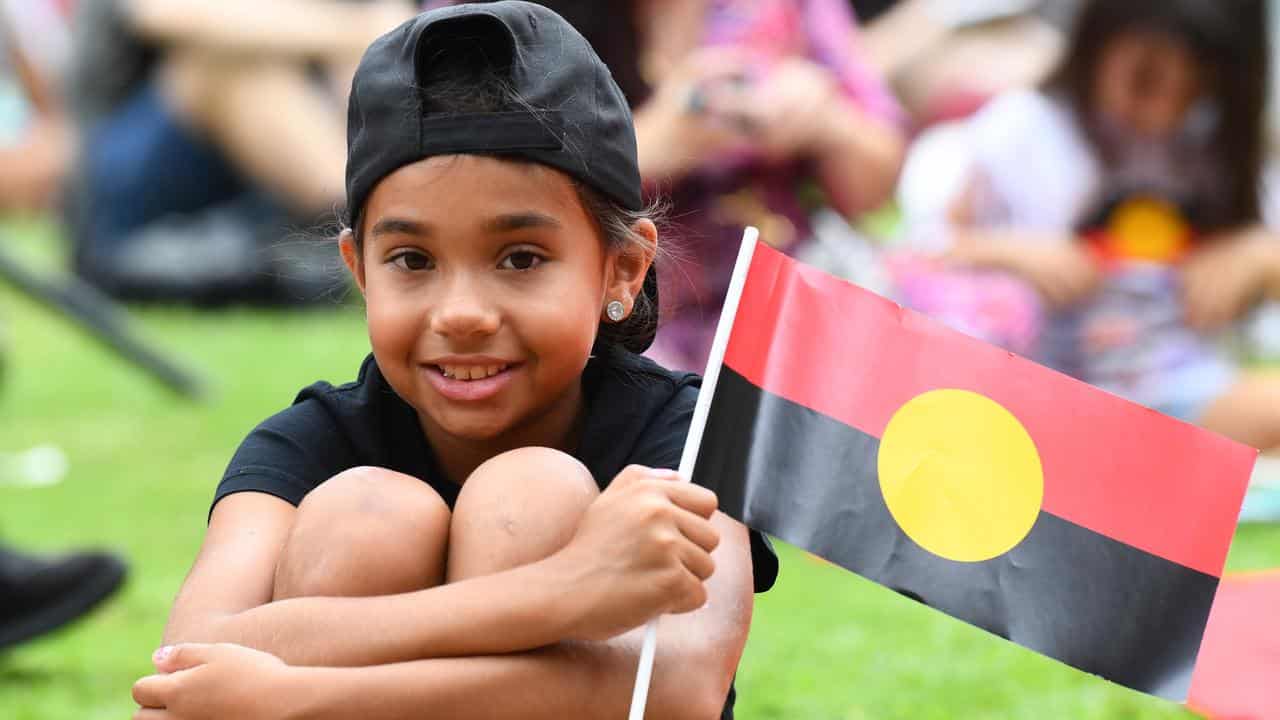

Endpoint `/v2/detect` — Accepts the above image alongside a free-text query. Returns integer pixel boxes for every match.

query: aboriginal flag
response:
[692,242,1255,701]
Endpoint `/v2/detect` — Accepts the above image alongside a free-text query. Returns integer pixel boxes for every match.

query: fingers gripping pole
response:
[627,228,759,719]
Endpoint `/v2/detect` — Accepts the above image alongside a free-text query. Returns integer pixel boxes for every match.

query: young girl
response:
[927,0,1280,451]
[131,3,777,718]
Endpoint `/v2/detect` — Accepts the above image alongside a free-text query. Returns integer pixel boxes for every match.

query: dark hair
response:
[1045,0,1269,230]
[347,24,663,350]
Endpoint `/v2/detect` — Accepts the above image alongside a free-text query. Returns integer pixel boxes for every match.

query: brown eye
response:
[390,251,433,271]
[499,251,543,271]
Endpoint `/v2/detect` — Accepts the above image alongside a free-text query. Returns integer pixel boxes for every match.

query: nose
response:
[1134,98,1184,138]
[429,273,501,340]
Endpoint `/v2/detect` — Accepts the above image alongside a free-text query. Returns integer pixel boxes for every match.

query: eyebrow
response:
[369,217,429,238]
[482,212,563,234]
[367,212,562,240]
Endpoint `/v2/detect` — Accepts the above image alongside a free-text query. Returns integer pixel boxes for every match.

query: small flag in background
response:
[1187,570,1280,716]
[691,241,1256,702]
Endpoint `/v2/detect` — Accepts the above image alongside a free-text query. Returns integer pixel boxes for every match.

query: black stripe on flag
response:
[693,367,1219,700]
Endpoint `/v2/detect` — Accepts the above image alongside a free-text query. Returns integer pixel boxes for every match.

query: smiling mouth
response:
[433,364,511,381]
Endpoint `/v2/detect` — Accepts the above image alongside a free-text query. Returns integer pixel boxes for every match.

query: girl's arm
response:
[122,0,413,61]
[165,470,721,668]
[810,95,906,217]
[136,514,754,720]
[1182,224,1280,330]
[942,172,1100,308]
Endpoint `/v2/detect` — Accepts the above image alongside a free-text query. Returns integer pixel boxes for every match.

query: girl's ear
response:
[339,229,367,295]
[603,219,657,319]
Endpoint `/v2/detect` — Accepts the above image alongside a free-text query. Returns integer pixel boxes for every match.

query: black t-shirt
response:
[215,345,777,718]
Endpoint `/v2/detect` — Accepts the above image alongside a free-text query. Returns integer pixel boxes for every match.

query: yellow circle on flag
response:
[877,389,1044,562]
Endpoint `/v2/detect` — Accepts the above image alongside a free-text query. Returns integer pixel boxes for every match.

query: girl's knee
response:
[300,466,450,523]
[448,448,599,581]
[457,447,597,518]
[275,467,450,600]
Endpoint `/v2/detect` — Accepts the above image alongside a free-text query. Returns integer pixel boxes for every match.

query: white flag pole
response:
[627,227,760,720]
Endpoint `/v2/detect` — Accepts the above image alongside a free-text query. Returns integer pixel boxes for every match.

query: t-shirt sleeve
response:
[632,384,779,594]
[966,90,1099,230]
[213,395,357,513]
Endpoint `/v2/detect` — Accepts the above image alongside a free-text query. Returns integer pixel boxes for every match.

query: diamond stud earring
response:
[606,300,627,322]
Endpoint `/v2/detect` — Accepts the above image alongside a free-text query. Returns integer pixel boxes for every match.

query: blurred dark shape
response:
[0,241,205,397]
[0,545,127,652]
[849,0,899,23]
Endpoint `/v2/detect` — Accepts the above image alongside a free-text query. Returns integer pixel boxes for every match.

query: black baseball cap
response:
[344,1,657,352]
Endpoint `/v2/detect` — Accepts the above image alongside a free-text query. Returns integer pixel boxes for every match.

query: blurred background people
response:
[63,0,414,304]
[899,0,1280,453]
[635,0,906,371]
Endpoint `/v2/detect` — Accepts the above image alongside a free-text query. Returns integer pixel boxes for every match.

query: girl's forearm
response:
[949,227,1077,267]
[123,0,401,60]
[168,555,587,668]
[286,634,723,720]
[814,101,905,217]
[277,521,754,720]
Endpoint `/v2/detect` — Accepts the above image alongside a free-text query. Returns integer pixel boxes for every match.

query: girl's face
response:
[342,155,653,443]
[1093,32,1204,139]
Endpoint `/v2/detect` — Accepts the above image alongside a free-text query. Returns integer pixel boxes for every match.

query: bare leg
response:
[273,467,451,600]
[1197,371,1280,453]
[159,48,347,215]
[447,447,598,582]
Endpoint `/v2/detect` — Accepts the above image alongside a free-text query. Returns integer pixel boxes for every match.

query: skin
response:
[137,156,757,718]
[1092,32,1203,139]
[124,0,413,61]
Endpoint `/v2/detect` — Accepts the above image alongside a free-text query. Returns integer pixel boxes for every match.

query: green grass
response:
[0,223,1277,718]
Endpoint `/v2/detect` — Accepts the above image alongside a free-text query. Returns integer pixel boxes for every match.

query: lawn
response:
[1,222,1276,718]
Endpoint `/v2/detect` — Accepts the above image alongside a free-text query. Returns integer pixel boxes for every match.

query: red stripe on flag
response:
[724,244,1254,578]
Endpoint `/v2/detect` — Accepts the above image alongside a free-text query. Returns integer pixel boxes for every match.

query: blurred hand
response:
[1182,227,1280,330]
[733,58,845,160]
[133,644,296,720]
[634,47,759,179]
[948,233,1101,308]
[0,118,72,212]
[551,466,720,642]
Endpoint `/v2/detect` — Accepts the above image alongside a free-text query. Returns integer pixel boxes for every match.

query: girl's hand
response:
[635,48,759,179]
[738,58,846,160]
[1182,227,1280,330]
[948,232,1101,308]
[132,644,297,720]
[552,466,721,642]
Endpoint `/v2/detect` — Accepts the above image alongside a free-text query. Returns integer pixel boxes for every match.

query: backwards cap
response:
[344,1,656,352]
[345,1,643,222]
